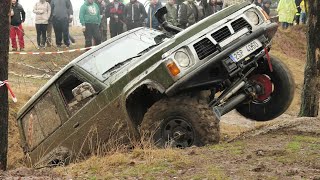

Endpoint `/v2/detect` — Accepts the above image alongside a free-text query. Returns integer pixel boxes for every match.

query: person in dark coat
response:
[106,0,125,38]
[50,0,73,48]
[124,0,147,30]
[96,0,109,41]
[10,0,26,51]
[146,0,163,30]
[203,0,223,17]
[178,0,199,29]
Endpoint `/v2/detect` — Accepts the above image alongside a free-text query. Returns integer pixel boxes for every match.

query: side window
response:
[59,74,96,115]
[22,93,61,149]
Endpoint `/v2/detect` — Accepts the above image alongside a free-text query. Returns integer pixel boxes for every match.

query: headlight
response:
[174,51,190,68]
[245,11,260,25]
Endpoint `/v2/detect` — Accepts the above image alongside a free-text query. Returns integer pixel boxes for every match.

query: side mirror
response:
[72,82,96,102]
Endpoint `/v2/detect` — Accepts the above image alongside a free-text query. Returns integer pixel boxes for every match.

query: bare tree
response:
[0,0,11,171]
[299,0,320,117]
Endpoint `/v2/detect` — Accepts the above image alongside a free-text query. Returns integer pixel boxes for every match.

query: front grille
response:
[231,17,252,32]
[211,26,232,43]
[193,38,217,60]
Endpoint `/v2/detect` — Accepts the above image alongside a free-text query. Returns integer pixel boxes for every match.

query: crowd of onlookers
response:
[9,0,307,51]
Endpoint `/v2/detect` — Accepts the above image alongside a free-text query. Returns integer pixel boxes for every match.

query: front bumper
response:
[165,22,278,96]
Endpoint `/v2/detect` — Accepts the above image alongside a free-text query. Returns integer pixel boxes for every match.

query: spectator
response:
[178,0,199,29]
[222,0,250,8]
[80,0,102,47]
[299,0,307,24]
[195,0,205,20]
[262,0,271,15]
[33,0,51,49]
[46,0,53,47]
[106,0,125,38]
[277,0,296,29]
[50,0,73,48]
[96,0,109,41]
[295,0,302,25]
[203,0,223,17]
[165,0,178,26]
[254,0,263,7]
[124,0,147,30]
[147,0,163,30]
[10,0,25,51]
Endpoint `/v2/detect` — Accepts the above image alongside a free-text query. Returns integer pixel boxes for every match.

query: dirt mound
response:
[229,116,320,142]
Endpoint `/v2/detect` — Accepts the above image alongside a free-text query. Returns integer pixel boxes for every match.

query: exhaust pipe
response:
[155,7,183,34]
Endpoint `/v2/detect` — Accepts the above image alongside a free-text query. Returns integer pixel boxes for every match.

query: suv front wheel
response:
[140,97,220,148]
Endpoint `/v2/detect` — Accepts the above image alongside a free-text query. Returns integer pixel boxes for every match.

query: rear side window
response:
[22,93,61,149]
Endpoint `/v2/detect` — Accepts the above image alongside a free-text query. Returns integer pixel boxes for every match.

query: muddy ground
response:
[1,113,320,179]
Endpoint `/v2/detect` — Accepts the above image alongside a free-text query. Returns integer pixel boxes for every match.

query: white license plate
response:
[229,39,262,62]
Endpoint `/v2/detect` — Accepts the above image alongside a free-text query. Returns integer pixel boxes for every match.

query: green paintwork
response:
[16,2,252,167]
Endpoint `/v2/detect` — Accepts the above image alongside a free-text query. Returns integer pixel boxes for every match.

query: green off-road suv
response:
[17,2,294,168]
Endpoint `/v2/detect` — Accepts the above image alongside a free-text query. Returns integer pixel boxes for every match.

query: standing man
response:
[80,0,102,47]
[46,0,53,47]
[10,0,26,51]
[50,0,73,48]
[178,0,199,29]
[165,0,178,26]
[124,0,147,31]
[106,0,125,38]
[96,0,109,41]
[147,0,163,30]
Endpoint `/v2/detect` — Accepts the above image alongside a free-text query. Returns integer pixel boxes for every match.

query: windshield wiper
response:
[101,55,142,77]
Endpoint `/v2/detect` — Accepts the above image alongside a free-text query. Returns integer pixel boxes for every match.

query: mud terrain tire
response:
[140,97,220,148]
[236,55,294,121]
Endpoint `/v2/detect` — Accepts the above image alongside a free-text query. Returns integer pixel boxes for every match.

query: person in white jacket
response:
[33,0,51,48]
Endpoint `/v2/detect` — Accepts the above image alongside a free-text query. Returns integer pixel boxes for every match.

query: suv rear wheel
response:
[140,97,220,148]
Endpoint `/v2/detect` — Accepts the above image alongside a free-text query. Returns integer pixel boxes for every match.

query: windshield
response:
[77,28,164,81]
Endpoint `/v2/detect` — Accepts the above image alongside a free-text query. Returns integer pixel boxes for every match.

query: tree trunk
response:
[0,0,11,171]
[299,0,320,117]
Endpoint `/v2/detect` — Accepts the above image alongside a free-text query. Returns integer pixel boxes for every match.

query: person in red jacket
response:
[10,0,26,51]
[106,0,125,38]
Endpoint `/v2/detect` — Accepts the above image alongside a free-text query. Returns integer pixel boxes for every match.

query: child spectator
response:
[10,0,26,51]
[33,0,51,49]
